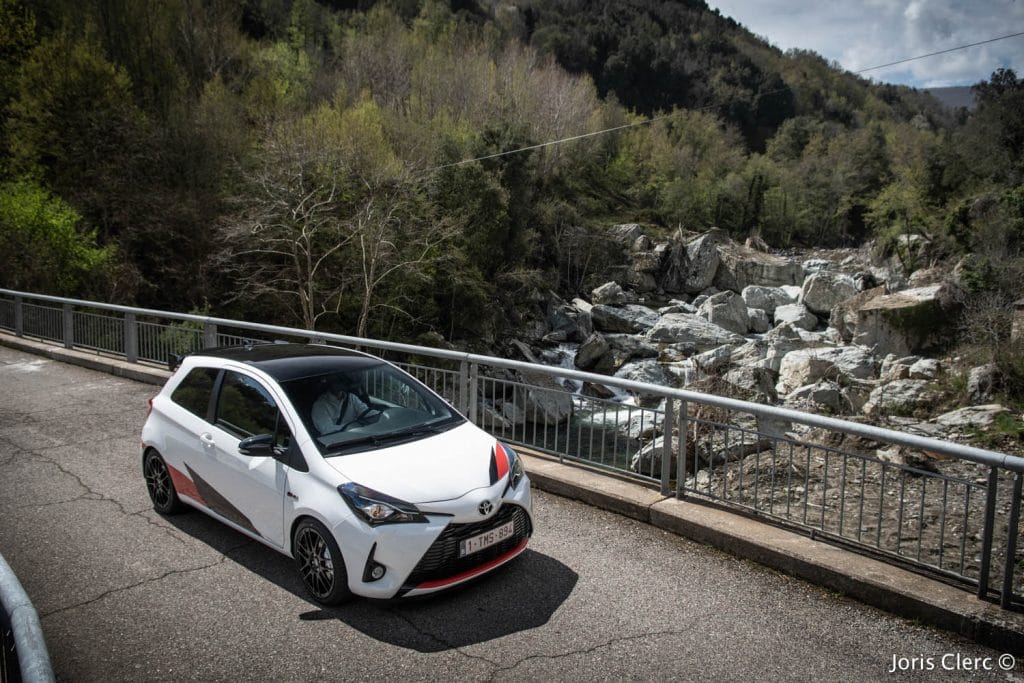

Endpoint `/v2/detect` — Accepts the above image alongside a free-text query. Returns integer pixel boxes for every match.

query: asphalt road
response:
[0,345,1019,682]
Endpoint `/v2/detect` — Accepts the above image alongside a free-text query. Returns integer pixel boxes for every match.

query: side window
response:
[216,371,282,439]
[170,367,218,418]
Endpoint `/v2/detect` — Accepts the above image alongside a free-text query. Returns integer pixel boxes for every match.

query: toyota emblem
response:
[478,500,493,516]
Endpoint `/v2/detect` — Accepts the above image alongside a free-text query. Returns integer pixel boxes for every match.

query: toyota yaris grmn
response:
[141,343,533,604]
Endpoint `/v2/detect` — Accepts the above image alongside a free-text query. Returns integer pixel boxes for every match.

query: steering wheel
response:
[338,404,387,432]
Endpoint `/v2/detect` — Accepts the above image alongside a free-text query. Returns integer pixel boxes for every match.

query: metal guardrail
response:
[1,288,1022,608]
[0,552,54,683]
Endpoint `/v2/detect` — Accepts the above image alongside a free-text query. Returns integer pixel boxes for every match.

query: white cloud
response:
[706,0,1024,87]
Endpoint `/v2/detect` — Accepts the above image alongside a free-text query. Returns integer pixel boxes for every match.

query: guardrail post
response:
[458,361,470,417]
[123,313,138,362]
[676,400,688,498]
[660,398,675,496]
[62,304,73,349]
[14,295,23,337]
[468,362,479,423]
[977,467,1000,599]
[203,322,218,349]
[1000,472,1022,609]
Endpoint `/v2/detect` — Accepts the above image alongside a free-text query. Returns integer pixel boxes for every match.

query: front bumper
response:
[400,501,533,596]
[334,477,534,599]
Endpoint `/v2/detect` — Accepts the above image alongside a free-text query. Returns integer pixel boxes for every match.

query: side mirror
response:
[238,434,275,457]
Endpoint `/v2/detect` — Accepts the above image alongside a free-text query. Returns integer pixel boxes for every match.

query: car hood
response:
[324,422,501,504]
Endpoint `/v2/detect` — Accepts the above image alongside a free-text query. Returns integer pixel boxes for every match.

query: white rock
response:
[774,303,818,331]
[776,346,878,395]
[861,379,938,417]
[800,270,859,316]
[908,358,941,380]
[933,404,1009,427]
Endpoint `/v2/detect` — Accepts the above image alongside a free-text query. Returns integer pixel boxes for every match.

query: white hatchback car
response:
[141,343,533,604]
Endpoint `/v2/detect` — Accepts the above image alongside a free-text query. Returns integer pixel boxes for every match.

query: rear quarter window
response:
[170,367,219,418]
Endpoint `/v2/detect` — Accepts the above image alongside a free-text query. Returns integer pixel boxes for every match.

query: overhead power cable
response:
[855,30,1024,74]
[428,29,1024,172]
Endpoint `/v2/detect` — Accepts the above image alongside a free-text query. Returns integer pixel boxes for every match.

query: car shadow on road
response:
[164,510,578,652]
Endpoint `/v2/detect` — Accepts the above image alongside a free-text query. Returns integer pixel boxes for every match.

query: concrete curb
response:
[2,334,1022,653]
[520,451,1024,655]
[0,335,170,385]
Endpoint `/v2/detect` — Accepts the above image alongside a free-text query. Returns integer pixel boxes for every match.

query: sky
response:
[704,0,1024,88]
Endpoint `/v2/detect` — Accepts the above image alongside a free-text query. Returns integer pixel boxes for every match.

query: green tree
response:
[5,33,147,236]
[0,179,114,294]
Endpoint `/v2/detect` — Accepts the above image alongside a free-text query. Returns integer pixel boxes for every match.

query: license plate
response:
[459,521,515,557]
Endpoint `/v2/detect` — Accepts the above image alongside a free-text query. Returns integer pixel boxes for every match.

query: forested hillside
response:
[1,0,1021,350]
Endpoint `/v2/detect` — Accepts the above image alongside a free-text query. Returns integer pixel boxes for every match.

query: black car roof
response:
[192,343,384,382]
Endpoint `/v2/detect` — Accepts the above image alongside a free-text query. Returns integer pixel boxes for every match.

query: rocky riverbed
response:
[516,224,1022,459]
[493,224,1024,590]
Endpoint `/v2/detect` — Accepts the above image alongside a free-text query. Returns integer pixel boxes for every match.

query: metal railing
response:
[0,552,54,683]
[1,288,1022,608]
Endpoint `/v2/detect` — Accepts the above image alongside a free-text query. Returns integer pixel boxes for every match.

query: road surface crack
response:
[485,628,697,681]
[40,540,253,619]
[12,445,189,547]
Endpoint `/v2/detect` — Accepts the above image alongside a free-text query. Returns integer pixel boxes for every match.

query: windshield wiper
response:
[323,434,384,453]
[322,417,463,455]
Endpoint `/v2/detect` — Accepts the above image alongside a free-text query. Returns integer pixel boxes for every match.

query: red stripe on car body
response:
[494,442,510,480]
[166,462,204,504]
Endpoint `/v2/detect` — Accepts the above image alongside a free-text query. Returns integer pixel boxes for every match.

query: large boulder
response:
[517,369,574,423]
[967,363,1000,403]
[774,303,818,331]
[606,334,659,369]
[852,283,962,356]
[747,308,772,333]
[830,287,886,343]
[659,239,690,294]
[697,290,749,335]
[933,404,1010,428]
[591,304,659,334]
[591,281,629,306]
[800,271,858,316]
[741,285,797,314]
[731,323,807,372]
[713,240,803,293]
[609,223,644,244]
[784,380,845,414]
[646,313,744,349]
[625,248,663,292]
[574,333,611,372]
[683,229,727,293]
[544,299,586,342]
[776,346,879,395]
[614,359,673,387]
[722,366,778,401]
[861,379,939,417]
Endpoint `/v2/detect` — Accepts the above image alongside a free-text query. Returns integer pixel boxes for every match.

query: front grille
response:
[404,503,532,587]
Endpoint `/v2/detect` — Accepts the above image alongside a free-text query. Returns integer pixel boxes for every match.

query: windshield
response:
[280,362,464,456]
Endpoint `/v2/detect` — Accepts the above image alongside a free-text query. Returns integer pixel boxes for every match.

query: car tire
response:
[143,450,184,515]
[293,518,353,606]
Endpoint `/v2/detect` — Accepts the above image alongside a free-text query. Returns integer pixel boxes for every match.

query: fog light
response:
[362,543,387,582]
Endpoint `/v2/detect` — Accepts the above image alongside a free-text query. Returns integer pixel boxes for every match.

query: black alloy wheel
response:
[144,450,183,514]
[293,518,352,605]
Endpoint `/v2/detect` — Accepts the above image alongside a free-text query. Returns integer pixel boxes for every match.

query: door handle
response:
[200,433,215,447]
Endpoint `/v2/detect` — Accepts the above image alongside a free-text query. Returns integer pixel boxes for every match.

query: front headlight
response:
[338,483,427,526]
[505,443,525,491]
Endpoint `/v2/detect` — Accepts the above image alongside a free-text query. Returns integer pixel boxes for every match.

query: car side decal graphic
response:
[184,463,261,537]
[166,462,204,504]
[489,442,510,485]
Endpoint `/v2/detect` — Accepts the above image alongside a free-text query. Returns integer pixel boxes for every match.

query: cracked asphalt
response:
[0,345,1019,682]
